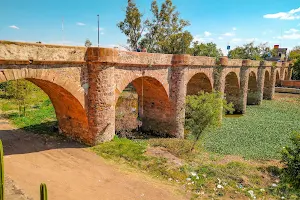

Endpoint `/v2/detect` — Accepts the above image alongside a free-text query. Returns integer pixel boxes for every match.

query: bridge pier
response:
[87,63,116,144]
[255,66,265,105]
[237,66,249,113]
[169,66,186,138]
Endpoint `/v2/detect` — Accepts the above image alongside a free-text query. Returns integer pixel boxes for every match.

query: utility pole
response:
[97,14,99,47]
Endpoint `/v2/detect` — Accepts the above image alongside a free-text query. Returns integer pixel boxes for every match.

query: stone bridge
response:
[0,41,292,145]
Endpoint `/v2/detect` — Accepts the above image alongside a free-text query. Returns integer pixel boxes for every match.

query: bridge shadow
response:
[0,122,86,156]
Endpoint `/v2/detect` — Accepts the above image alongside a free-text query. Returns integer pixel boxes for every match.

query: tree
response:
[139,0,193,54]
[185,92,234,151]
[228,42,272,60]
[188,42,223,58]
[4,80,36,116]
[85,39,92,47]
[292,58,300,80]
[289,46,300,61]
[117,0,144,51]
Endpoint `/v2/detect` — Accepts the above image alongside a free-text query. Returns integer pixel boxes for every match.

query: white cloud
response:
[232,27,237,31]
[9,25,19,29]
[263,7,300,20]
[76,22,86,26]
[223,32,235,37]
[231,38,242,43]
[275,31,300,39]
[280,33,300,39]
[245,38,259,42]
[204,31,211,37]
[285,28,299,34]
[218,37,223,40]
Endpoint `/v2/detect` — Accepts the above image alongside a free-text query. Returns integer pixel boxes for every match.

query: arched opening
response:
[186,73,212,95]
[263,71,272,100]
[115,76,173,138]
[0,78,89,143]
[224,72,240,112]
[275,71,281,86]
[247,71,258,105]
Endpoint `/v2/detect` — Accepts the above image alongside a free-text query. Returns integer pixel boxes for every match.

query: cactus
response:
[0,140,4,200]
[40,183,48,200]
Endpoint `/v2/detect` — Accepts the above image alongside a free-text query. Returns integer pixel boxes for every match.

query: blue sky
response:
[1,0,300,53]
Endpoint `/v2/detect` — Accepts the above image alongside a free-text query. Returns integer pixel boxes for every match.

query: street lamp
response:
[97,14,99,47]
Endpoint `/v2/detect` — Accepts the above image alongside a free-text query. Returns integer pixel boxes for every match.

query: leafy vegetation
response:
[281,132,300,189]
[117,0,144,51]
[0,80,57,135]
[185,92,234,150]
[187,42,223,58]
[228,42,273,60]
[118,0,193,54]
[202,95,300,159]
[289,46,300,61]
[84,39,92,47]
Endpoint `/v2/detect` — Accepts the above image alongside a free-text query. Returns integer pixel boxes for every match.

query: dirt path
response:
[0,118,187,200]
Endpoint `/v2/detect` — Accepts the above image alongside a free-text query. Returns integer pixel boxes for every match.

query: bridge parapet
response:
[0,40,86,61]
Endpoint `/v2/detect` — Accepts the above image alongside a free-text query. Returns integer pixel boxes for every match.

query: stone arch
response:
[247,71,258,105]
[116,76,173,137]
[0,68,90,144]
[224,72,240,111]
[275,70,281,86]
[263,70,272,100]
[186,72,213,95]
[115,69,170,103]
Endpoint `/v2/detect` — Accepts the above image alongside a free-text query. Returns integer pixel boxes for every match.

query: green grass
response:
[0,83,57,135]
[202,97,300,159]
[8,99,57,134]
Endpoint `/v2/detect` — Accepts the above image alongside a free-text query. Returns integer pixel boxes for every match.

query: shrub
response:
[281,132,300,189]
[185,91,234,150]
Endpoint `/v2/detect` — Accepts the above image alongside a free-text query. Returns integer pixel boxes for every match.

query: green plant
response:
[40,183,48,200]
[0,140,4,200]
[185,91,234,151]
[281,132,300,189]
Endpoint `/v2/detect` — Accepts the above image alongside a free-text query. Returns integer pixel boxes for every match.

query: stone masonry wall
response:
[0,42,292,144]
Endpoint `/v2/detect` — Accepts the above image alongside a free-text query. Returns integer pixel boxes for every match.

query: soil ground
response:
[0,118,188,200]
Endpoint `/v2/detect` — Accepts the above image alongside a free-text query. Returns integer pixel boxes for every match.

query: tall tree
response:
[117,0,144,51]
[140,0,193,54]
[85,39,92,47]
[188,42,223,58]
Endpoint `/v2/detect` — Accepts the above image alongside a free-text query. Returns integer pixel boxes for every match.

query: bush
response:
[281,132,300,189]
[185,91,234,150]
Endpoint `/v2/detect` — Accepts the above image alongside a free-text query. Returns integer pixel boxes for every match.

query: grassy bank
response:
[0,82,57,134]
[92,137,284,199]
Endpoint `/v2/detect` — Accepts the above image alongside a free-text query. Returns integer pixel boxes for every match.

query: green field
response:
[0,81,57,135]
[202,94,300,159]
